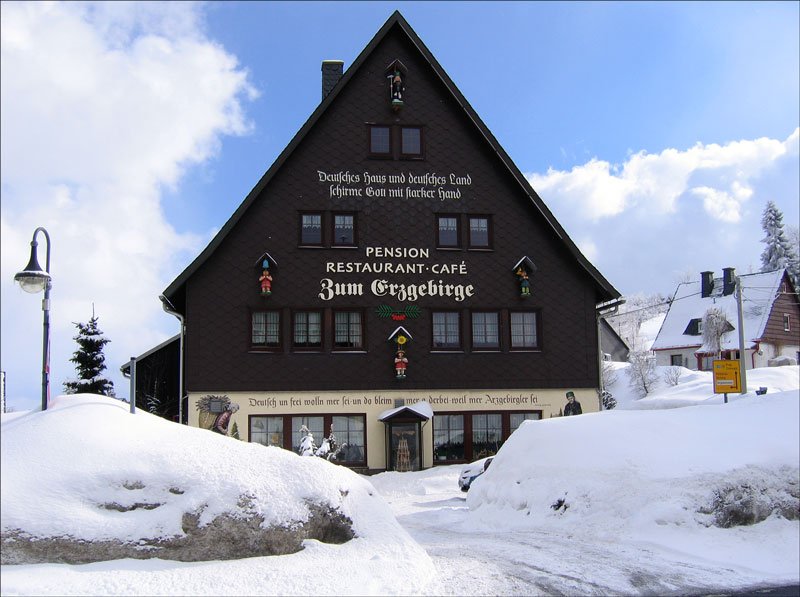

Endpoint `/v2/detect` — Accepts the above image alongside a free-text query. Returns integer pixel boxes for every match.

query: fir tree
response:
[760,201,800,287]
[63,313,115,396]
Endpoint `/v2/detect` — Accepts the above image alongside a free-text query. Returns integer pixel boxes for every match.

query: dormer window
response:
[684,318,703,336]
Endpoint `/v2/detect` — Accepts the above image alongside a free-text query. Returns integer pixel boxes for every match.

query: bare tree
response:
[627,350,657,398]
[663,366,683,386]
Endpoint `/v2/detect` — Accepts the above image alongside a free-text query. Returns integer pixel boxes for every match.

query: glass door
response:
[388,423,420,471]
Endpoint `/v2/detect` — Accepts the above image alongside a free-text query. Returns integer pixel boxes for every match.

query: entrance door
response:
[388,423,420,472]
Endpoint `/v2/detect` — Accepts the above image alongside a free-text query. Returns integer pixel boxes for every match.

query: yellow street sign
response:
[712,359,741,394]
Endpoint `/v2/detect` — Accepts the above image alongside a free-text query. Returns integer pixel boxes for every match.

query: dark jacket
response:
[564,400,582,416]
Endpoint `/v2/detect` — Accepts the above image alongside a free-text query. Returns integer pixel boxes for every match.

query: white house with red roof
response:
[651,268,800,371]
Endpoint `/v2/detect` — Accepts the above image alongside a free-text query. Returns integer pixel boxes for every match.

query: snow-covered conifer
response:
[298,424,316,456]
[760,201,799,287]
[63,313,115,396]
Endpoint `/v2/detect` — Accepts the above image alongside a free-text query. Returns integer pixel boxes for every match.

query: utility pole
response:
[596,297,626,409]
[735,276,748,394]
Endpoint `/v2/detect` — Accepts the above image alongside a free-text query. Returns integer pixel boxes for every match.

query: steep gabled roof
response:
[651,269,787,352]
[163,11,619,307]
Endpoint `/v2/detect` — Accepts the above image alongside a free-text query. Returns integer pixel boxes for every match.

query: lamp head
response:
[14,242,50,293]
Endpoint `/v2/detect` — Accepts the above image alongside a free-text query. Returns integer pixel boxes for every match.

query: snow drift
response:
[466,389,799,574]
[0,394,435,590]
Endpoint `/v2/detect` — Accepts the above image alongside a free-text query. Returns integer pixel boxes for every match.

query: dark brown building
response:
[161,12,620,472]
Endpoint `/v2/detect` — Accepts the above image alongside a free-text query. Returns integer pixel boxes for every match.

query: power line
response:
[603,292,700,319]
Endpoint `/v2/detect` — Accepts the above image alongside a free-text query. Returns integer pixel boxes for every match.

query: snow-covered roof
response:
[651,269,785,352]
[378,401,434,421]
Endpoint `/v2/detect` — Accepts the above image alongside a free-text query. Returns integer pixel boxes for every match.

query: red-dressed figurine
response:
[259,259,273,296]
[394,350,408,379]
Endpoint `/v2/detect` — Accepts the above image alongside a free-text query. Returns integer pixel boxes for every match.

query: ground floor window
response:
[471,413,502,459]
[248,413,366,466]
[249,415,284,447]
[433,414,465,461]
[292,416,324,452]
[433,410,541,463]
[332,415,366,463]
[510,412,541,433]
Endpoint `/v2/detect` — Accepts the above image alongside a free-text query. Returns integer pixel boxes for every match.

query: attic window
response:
[436,215,460,248]
[468,216,491,249]
[684,318,703,336]
[400,127,422,157]
[300,213,323,246]
[369,126,391,155]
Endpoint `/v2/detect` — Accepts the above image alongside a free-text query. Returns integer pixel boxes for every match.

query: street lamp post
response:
[14,227,52,411]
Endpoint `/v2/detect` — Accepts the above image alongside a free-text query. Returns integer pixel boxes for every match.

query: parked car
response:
[458,457,493,491]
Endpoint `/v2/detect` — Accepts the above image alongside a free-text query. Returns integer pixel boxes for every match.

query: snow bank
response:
[466,390,800,575]
[1,394,436,594]
[611,364,799,410]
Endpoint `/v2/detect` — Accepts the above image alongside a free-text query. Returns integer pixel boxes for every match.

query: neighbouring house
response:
[146,11,620,473]
[120,335,180,421]
[599,318,630,362]
[651,268,800,371]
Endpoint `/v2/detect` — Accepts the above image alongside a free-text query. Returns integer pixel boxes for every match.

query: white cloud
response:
[0,2,256,409]
[690,181,754,223]
[525,130,799,297]
[527,129,798,222]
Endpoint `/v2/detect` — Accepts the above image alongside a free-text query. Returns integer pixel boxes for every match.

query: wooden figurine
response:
[516,267,531,297]
[394,349,408,379]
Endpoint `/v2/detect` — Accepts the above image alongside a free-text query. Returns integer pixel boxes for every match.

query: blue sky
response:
[2,1,798,411]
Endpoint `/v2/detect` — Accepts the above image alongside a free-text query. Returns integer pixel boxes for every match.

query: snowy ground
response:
[1,365,798,596]
[371,466,797,596]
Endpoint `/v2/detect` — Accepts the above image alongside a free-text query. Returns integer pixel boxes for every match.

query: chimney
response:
[723,267,736,296]
[321,60,344,100]
[700,271,714,298]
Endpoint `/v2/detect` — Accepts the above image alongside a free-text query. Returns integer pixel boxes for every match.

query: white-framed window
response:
[293,311,322,348]
[432,311,461,349]
[334,311,363,349]
[251,311,281,348]
[510,311,539,349]
[471,311,500,350]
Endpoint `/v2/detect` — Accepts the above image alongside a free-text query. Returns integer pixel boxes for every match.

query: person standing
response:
[564,391,582,416]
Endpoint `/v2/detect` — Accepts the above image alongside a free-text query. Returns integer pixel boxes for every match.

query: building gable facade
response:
[161,12,619,472]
